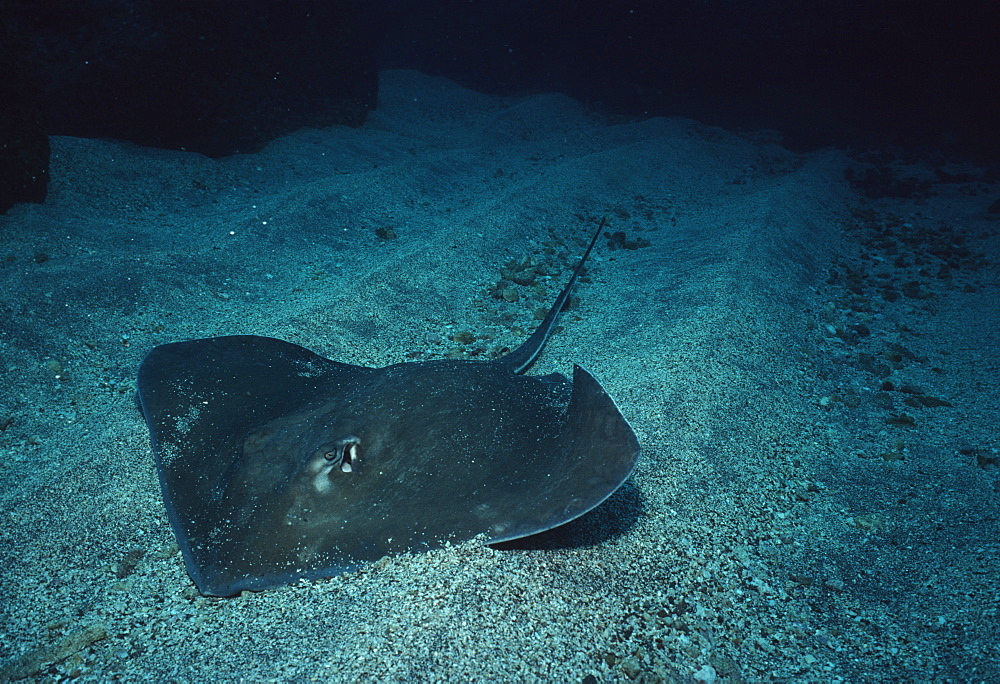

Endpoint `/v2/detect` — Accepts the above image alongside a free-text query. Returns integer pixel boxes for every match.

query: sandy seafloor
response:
[1,70,998,682]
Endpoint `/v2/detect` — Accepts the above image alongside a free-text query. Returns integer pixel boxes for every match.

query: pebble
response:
[620,656,641,679]
[693,663,718,683]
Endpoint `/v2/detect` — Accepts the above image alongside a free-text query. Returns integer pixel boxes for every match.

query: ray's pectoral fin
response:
[487,363,640,543]
[564,364,639,462]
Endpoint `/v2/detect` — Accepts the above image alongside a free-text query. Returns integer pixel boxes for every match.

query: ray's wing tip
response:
[568,363,641,482]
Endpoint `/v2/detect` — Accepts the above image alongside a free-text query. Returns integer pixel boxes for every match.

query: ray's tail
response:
[500,216,607,374]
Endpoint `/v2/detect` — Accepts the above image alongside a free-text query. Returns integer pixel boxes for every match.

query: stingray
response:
[137,217,639,596]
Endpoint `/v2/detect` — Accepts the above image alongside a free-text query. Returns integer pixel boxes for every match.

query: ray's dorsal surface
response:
[137,217,639,596]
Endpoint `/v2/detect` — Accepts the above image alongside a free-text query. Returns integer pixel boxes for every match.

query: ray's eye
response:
[320,435,362,474]
[309,435,363,493]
